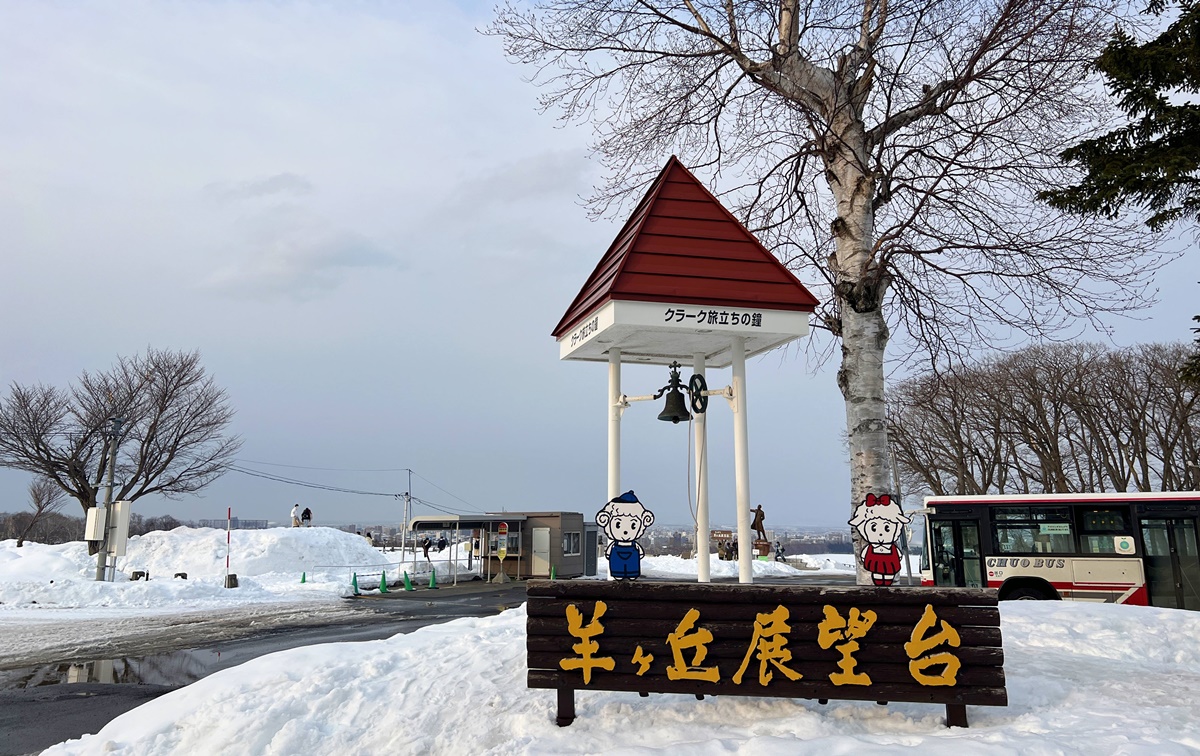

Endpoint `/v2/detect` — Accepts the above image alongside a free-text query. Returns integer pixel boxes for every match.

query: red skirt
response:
[863,545,901,574]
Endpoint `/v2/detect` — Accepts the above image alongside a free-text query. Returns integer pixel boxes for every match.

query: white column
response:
[732,336,753,584]
[607,349,621,583]
[608,349,622,500]
[693,352,711,583]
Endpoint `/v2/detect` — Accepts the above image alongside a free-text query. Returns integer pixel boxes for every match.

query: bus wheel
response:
[1004,585,1055,601]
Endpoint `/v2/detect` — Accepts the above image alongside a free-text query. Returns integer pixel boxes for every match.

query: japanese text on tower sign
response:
[663,308,763,327]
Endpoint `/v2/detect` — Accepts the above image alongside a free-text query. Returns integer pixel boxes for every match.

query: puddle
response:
[0,648,224,690]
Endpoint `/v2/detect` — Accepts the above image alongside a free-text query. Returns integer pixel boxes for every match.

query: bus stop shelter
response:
[408,514,527,584]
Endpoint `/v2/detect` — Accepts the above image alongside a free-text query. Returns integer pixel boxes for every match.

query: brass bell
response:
[657,362,692,424]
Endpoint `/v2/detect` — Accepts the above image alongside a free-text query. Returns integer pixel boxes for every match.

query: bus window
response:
[919,522,931,573]
[992,507,1073,554]
[960,522,984,588]
[1078,508,1133,554]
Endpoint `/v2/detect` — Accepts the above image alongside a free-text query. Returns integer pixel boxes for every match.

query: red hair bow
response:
[865,493,891,507]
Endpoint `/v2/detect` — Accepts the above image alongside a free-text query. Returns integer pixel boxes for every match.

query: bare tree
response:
[888,342,1200,497]
[490,1,1167,579]
[0,349,242,539]
[16,477,67,547]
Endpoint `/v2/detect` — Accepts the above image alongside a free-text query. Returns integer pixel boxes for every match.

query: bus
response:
[918,492,1200,610]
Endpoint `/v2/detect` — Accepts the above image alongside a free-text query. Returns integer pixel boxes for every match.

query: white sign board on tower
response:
[558,300,809,367]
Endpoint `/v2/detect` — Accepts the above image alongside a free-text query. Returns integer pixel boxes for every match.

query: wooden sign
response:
[526,581,1006,728]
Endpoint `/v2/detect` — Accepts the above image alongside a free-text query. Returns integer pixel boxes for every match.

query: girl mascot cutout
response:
[849,493,911,586]
[596,491,655,580]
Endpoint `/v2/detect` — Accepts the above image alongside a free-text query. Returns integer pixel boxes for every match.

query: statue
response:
[751,504,767,542]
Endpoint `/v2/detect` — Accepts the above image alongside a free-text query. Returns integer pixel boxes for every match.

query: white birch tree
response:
[489,0,1168,581]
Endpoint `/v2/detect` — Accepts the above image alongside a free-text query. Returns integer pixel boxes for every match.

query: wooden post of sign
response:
[946,704,968,728]
[556,687,575,727]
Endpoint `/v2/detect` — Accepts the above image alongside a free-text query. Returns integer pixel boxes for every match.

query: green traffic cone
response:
[352,573,360,595]
[380,571,389,593]
[403,571,414,591]
[428,568,439,589]
[301,571,306,584]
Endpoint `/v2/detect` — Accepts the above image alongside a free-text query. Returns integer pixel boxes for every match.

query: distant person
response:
[437,536,447,552]
[717,541,728,560]
[775,541,786,562]
[364,531,374,545]
[730,540,739,561]
[301,507,312,527]
[290,504,300,528]
[422,536,432,561]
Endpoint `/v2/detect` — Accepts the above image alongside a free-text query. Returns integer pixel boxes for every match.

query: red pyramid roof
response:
[552,156,819,339]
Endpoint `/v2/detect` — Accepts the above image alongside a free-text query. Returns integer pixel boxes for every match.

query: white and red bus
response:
[918,492,1200,610]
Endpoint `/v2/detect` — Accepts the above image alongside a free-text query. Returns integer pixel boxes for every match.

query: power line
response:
[235,458,412,473]
[228,466,401,497]
[228,466,484,516]
[410,494,480,516]
[410,470,477,510]
[235,459,480,511]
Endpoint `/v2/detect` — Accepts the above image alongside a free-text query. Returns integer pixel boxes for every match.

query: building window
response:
[488,533,520,553]
[563,532,581,556]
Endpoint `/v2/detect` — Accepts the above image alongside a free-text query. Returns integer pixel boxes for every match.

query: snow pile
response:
[0,528,390,611]
[121,526,385,578]
[43,600,1200,755]
[631,554,814,579]
[790,553,859,572]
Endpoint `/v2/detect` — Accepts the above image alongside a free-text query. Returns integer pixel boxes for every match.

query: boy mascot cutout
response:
[596,490,655,580]
[849,493,911,586]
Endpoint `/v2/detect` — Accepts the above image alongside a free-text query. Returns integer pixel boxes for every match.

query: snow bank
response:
[630,554,816,579]
[43,600,1200,755]
[0,527,389,612]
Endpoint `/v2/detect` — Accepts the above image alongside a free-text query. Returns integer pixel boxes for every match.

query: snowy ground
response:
[11,530,1197,754]
[0,527,846,667]
[0,528,466,667]
[38,600,1200,755]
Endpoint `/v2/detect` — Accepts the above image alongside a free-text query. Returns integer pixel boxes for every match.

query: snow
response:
[628,553,855,580]
[0,528,445,665]
[0,526,460,610]
[7,529,1200,754]
[0,527,381,612]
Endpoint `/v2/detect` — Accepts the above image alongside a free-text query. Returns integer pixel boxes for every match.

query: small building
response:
[408,512,598,579]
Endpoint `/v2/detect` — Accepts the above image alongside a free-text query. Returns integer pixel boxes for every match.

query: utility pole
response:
[94,417,123,582]
[403,468,413,570]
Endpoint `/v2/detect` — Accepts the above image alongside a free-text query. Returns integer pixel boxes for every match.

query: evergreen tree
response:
[1183,314,1200,387]
[1042,1,1200,229]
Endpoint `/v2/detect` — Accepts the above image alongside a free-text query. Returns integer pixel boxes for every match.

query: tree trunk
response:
[826,116,892,585]
[839,302,892,584]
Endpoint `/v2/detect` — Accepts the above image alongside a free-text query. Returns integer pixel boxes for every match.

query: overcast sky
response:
[1,1,1194,531]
